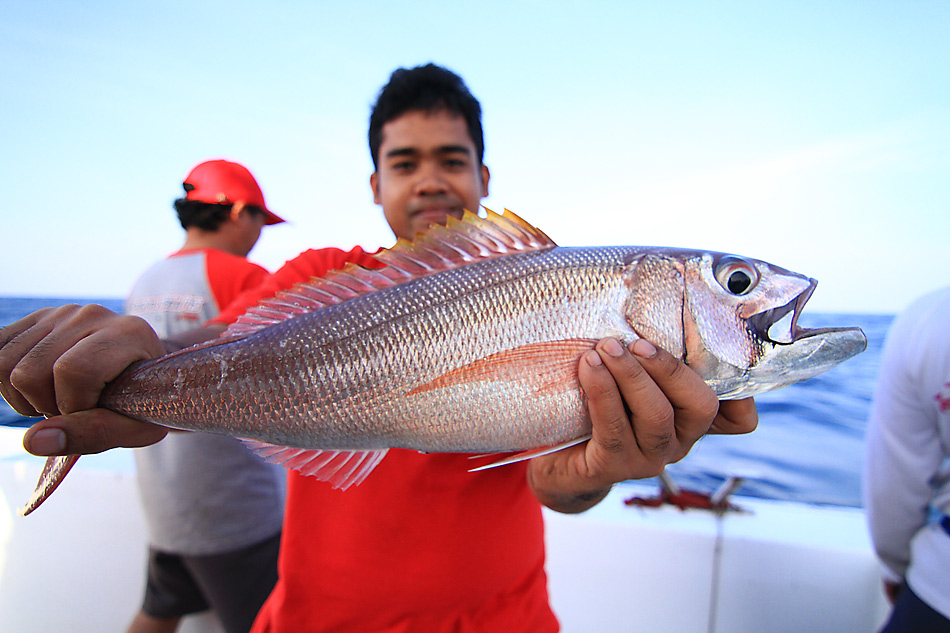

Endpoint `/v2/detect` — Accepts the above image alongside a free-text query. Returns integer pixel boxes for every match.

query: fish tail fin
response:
[18,455,81,516]
[242,440,388,490]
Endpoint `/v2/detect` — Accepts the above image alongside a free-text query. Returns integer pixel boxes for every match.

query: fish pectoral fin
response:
[241,440,387,490]
[19,455,81,516]
[408,338,599,397]
[467,435,592,472]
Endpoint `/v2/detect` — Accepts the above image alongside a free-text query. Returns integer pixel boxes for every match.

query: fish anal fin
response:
[19,455,80,516]
[407,338,599,397]
[468,435,592,472]
[242,440,387,490]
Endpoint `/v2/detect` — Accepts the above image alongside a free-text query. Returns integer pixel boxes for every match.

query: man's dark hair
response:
[173,198,264,231]
[368,63,484,170]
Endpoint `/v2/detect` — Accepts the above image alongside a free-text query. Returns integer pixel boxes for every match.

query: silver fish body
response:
[18,210,865,514]
[99,218,866,456]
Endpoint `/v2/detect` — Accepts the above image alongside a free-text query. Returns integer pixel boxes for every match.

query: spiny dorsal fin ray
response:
[223,208,556,338]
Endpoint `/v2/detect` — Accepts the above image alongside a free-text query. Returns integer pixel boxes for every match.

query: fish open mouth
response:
[747,279,815,345]
[747,278,861,346]
[722,278,867,399]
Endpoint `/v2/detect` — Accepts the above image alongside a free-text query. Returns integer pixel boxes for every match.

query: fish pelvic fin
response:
[468,435,592,472]
[242,440,388,490]
[407,338,599,397]
[18,455,80,516]
[223,208,557,337]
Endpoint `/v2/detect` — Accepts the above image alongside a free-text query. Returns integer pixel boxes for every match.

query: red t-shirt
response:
[194,248,271,314]
[212,246,559,633]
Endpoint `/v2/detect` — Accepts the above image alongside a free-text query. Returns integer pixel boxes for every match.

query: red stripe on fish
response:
[407,338,599,397]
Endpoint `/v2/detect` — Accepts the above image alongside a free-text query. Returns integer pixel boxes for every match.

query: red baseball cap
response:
[182,159,285,225]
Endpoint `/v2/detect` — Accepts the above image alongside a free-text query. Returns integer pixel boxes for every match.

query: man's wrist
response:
[528,466,612,513]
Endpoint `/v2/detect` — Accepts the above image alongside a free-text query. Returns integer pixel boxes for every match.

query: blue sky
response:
[2,1,947,314]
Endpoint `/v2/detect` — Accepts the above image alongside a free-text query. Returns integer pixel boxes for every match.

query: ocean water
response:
[0,297,891,508]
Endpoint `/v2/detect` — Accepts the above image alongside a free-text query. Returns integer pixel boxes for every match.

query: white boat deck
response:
[0,426,889,632]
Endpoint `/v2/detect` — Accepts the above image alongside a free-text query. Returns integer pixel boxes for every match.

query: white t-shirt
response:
[864,286,950,618]
[126,248,285,555]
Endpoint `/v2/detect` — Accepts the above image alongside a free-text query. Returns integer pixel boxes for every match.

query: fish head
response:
[623,250,867,399]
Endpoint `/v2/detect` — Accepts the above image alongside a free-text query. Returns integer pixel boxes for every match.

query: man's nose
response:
[412,162,448,195]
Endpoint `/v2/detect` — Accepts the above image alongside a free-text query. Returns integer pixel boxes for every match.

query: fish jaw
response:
[718,325,867,399]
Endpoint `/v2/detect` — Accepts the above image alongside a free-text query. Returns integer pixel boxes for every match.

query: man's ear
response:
[229,201,246,221]
[370,172,380,204]
[480,165,490,198]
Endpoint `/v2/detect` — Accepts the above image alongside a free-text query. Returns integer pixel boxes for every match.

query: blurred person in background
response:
[124,159,287,633]
[865,285,950,633]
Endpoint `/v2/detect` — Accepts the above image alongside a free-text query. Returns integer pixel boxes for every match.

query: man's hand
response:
[0,304,169,455]
[528,338,758,513]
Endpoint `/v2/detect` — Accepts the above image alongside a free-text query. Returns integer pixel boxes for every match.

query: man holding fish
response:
[0,64,760,631]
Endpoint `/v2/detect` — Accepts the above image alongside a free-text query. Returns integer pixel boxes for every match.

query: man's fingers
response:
[0,307,70,416]
[47,306,164,414]
[709,398,758,435]
[1,305,164,417]
[599,339,677,459]
[532,336,760,514]
[578,345,638,456]
[579,338,680,480]
[51,322,162,414]
[620,340,720,448]
[23,409,168,456]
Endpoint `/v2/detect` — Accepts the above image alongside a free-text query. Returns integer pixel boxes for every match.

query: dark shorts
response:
[880,583,950,633]
[142,531,281,633]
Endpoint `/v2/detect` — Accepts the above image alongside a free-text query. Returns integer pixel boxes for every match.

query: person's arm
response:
[0,304,223,456]
[528,338,758,514]
[863,306,942,589]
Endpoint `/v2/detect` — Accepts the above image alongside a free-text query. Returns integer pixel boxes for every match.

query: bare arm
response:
[528,338,758,514]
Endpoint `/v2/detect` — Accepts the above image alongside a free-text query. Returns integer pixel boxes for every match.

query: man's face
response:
[371,109,490,241]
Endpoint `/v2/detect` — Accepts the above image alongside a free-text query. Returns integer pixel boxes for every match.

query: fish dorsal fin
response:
[223,208,556,337]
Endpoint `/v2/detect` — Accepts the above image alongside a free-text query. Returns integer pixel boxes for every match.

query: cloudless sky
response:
[2,0,947,314]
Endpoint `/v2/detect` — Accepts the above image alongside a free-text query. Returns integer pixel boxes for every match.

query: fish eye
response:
[715,257,759,296]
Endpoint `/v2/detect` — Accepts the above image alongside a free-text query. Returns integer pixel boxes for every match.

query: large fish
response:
[19,210,866,514]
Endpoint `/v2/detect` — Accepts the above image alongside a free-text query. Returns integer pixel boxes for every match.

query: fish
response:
[18,209,867,515]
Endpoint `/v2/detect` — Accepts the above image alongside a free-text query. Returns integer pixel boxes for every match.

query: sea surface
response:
[0,297,892,508]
